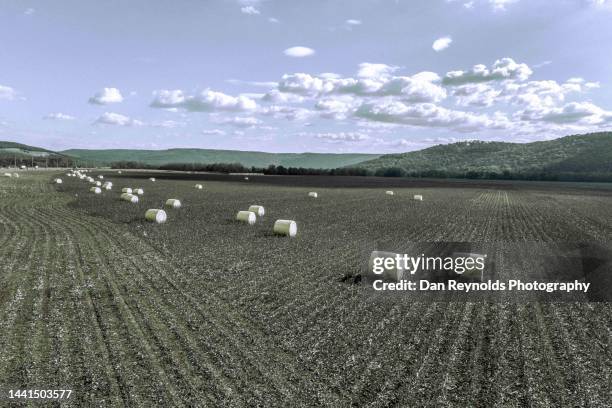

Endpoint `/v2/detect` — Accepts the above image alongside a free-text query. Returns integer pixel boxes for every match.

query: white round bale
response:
[236,210,256,225]
[308,192,318,198]
[13,173,19,178]
[149,177,156,182]
[4,173,11,177]
[273,220,297,237]
[385,191,394,196]
[145,209,167,224]
[90,187,101,194]
[195,184,203,189]
[95,181,102,186]
[248,205,265,216]
[121,187,132,194]
[133,188,144,195]
[121,193,139,203]
[413,194,423,201]
[165,199,181,209]
[55,178,63,184]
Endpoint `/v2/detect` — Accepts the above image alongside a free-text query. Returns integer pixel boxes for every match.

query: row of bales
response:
[59,171,425,239]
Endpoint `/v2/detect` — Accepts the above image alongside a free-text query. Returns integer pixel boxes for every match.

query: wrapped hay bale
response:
[145,209,167,224]
[55,178,63,184]
[248,205,265,216]
[90,187,101,194]
[20,165,26,169]
[98,175,104,179]
[121,193,139,203]
[273,220,297,237]
[385,191,394,196]
[13,173,19,178]
[117,170,122,174]
[368,251,405,282]
[3,173,11,177]
[165,199,181,209]
[95,181,102,186]
[103,184,112,190]
[414,195,423,201]
[121,187,132,194]
[308,192,318,198]
[236,210,256,225]
[244,176,249,180]
[149,177,156,182]
[133,188,144,195]
[195,184,203,189]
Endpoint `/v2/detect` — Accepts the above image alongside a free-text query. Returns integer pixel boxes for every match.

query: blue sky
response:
[1,0,611,153]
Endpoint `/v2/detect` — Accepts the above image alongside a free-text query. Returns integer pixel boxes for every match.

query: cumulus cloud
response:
[284,46,316,58]
[262,90,305,103]
[260,105,313,121]
[432,36,453,52]
[277,70,446,102]
[43,112,75,120]
[202,129,226,136]
[355,101,509,132]
[518,102,612,125]
[443,58,532,85]
[346,19,362,25]
[150,89,257,112]
[220,116,263,127]
[88,87,124,105]
[0,85,18,101]
[241,5,260,14]
[94,112,143,127]
[452,84,501,107]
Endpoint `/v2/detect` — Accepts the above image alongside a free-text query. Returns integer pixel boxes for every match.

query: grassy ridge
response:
[356,132,612,177]
[61,148,380,169]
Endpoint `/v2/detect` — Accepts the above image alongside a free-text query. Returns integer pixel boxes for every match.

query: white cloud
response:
[88,87,124,105]
[221,116,263,127]
[43,112,75,120]
[452,84,501,107]
[202,129,226,136]
[443,58,532,85]
[464,1,475,9]
[283,46,316,58]
[489,0,519,11]
[346,19,362,25]
[268,17,279,23]
[356,63,398,79]
[355,101,510,132]
[150,89,257,112]
[94,112,143,127]
[262,90,305,103]
[432,36,453,52]
[518,102,612,125]
[153,120,185,128]
[260,105,313,121]
[241,6,260,14]
[0,85,17,101]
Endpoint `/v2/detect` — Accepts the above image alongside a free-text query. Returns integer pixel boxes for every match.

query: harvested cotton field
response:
[0,171,610,407]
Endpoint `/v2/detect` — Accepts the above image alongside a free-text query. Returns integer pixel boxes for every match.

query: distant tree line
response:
[0,154,74,168]
[107,161,612,182]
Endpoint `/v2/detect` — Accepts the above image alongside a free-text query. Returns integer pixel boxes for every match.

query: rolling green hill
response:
[0,141,67,158]
[61,148,380,169]
[355,132,612,178]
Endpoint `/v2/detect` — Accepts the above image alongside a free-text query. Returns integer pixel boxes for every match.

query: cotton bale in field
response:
[149,177,156,182]
[20,165,26,169]
[273,220,297,237]
[121,193,139,203]
[55,178,63,184]
[98,175,104,179]
[103,184,112,190]
[90,187,101,194]
[308,192,318,198]
[236,210,257,225]
[133,188,144,195]
[95,181,102,186]
[385,191,394,196]
[368,251,405,282]
[145,209,167,224]
[165,199,181,209]
[195,184,203,189]
[4,172,12,177]
[248,205,265,216]
[121,187,132,194]
[414,195,423,201]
